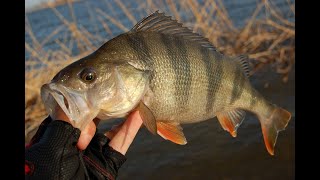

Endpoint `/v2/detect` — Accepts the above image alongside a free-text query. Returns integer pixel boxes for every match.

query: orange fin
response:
[157,122,187,145]
[216,109,246,137]
[260,107,291,155]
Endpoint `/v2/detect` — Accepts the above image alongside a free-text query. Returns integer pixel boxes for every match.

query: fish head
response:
[40,53,118,129]
[41,52,149,130]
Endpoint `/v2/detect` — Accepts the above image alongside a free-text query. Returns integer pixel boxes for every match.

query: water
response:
[25,0,295,179]
[25,0,294,62]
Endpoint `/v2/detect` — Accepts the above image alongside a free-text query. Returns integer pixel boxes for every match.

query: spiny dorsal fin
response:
[233,55,250,77]
[130,10,217,52]
[216,109,246,137]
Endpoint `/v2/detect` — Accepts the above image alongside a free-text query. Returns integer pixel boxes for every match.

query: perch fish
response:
[41,11,291,155]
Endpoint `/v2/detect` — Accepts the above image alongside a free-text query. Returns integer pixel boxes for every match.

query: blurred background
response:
[25,0,295,179]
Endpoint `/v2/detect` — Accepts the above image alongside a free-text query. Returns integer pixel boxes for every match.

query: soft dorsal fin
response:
[233,55,250,77]
[130,11,217,52]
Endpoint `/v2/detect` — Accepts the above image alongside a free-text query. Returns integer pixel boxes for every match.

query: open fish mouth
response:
[41,83,99,130]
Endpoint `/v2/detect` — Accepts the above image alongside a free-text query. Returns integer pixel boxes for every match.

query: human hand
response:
[50,105,99,150]
[50,105,143,154]
[106,111,143,155]
[26,104,142,179]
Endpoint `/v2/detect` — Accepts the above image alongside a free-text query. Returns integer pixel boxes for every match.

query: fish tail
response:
[258,106,291,155]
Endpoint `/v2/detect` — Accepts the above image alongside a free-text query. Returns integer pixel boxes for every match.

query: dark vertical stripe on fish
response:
[174,37,191,105]
[126,33,154,77]
[160,34,190,109]
[127,33,155,92]
[230,66,246,104]
[200,47,223,114]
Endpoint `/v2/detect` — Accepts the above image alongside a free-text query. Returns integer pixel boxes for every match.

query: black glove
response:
[25,116,126,180]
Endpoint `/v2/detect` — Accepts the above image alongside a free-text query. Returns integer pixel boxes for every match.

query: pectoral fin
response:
[157,122,187,145]
[137,101,157,134]
[216,109,246,137]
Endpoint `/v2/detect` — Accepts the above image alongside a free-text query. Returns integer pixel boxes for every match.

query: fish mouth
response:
[40,83,99,130]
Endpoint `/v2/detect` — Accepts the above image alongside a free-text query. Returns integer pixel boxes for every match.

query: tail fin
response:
[260,107,291,155]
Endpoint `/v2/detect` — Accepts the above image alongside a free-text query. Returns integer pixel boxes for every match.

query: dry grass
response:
[25,0,295,142]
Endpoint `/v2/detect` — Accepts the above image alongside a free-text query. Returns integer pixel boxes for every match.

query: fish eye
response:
[80,68,96,83]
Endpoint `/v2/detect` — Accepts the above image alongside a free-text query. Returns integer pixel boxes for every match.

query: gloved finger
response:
[77,118,100,150]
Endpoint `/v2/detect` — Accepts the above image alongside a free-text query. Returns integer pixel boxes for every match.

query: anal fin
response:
[216,109,246,137]
[157,122,187,145]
